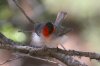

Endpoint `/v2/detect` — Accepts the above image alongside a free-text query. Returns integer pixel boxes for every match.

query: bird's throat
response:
[42,26,50,37]
[42,22,55,37]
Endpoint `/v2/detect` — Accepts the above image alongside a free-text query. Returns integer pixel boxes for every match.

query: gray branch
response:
[1,32,100,66]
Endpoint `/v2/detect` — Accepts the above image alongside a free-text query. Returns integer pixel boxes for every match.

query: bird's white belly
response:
[31,33,44,47]
[31,33,68,48]
[44,35,68,48]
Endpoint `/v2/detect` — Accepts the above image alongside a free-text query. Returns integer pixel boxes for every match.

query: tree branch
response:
[1,32,100,66]
[0,43,87,66]
[57,49,100,61]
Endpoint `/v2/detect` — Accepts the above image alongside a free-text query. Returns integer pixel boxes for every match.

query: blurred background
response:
[0,0,100,66]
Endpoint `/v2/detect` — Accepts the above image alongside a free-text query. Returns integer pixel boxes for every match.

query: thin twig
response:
[13,0,34,24]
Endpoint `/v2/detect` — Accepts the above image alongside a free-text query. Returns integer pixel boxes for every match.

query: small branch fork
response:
[0,33,100,66]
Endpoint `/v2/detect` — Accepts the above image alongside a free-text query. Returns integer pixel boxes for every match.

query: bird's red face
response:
[42,22,55,37]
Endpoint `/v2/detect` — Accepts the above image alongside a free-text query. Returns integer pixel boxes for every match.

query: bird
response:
[13,0,71,48]
[30,12,71,48]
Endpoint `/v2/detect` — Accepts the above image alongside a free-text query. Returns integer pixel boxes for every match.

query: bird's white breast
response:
[31,33,44,47]
[31,32,68,48]
[44,35,68,48]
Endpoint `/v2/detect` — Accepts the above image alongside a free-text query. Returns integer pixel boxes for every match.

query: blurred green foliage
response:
[0,7,13,20]
[0,0,26,42]
[0,0,7,6]
[1,23,26,42]
[0,0,12,20]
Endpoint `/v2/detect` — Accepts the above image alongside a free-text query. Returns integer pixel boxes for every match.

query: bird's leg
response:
[59,43,66,50]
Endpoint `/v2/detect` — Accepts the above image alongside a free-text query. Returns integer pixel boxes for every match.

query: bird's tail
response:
[54,11,67,27]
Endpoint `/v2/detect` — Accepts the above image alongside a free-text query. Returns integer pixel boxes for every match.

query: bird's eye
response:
[42,22,55,37]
